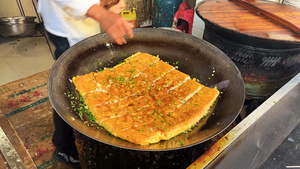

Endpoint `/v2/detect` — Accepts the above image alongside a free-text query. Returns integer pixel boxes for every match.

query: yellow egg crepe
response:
[72,52,219,145]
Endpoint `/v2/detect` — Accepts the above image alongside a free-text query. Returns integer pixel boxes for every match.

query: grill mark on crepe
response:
[126,53,160,74]
[141,60,175,82]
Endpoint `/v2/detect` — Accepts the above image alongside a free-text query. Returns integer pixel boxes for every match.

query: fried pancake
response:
[171,85,219,128]
[126,53,160,72]
[113,62,140,79]
[93,68,116,90]
[72,72,98,96]
[84,91,112,107]
[124,74,153,95]
[125,96,157,114]
[72,52,219,145]
[142,60,175,82]
[150,69,190,98]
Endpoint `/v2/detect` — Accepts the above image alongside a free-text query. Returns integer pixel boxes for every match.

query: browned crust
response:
[72,72,98,96]
[73,52,219,145]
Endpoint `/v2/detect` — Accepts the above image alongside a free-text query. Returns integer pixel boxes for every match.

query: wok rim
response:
[48,28,245,151]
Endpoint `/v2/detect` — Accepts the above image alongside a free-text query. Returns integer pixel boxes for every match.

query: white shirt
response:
[37,0,101,46]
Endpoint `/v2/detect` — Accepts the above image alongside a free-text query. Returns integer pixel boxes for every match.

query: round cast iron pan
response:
[48,28,245,151]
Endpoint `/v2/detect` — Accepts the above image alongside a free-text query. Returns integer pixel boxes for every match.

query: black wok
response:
[48,28,245,151]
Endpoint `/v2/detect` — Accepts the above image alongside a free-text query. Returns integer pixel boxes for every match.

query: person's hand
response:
[87,4,134,45]
[99,11,134,45]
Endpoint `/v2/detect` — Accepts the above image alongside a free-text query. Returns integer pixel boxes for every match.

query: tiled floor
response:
[0,34,75,168]
[0,35,55,86]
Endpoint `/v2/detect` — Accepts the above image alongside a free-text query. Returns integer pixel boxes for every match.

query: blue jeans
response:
[47,31,75,151]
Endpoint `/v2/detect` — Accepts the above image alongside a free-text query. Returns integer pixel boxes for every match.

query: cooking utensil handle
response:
[229,0,300,36]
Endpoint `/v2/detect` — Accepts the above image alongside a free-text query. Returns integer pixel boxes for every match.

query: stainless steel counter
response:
[188,72,300,169]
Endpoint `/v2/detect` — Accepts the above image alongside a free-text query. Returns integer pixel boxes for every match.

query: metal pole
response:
[16,0,25,16]
[31,0,55,59]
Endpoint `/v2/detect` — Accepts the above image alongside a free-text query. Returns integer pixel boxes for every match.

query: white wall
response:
[283,0,300,8]
[0,0,38,18]
[0,0,20,17]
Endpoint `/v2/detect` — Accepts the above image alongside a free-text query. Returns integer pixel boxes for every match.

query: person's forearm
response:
[86,4,109,23]
[86,4,134,45]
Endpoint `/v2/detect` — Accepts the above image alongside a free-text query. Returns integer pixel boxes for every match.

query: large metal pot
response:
[201,21,300,100]
[196,0,300,100]
[48,28,245,168]
[0,16,36,37]
[0,16,36,24]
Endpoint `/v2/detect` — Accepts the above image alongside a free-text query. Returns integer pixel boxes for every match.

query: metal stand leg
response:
[16,0,25,16]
